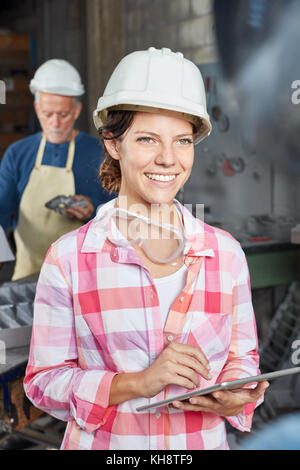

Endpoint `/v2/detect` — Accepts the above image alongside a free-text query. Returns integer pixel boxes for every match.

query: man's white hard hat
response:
[93,47,212,144]
[30,59,85,97]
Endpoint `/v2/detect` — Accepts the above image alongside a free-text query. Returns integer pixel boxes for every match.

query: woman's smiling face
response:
[104,111,195,210]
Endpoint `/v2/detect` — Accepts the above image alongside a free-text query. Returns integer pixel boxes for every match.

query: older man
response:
[0,59,111,280]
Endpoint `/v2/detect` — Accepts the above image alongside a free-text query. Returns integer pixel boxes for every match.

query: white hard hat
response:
[93,47,211,144]
[30,59,85,96]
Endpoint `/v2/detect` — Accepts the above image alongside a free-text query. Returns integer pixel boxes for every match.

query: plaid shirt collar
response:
[81,198,215,261]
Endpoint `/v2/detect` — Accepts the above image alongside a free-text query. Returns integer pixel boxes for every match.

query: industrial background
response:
[0,0,299,450]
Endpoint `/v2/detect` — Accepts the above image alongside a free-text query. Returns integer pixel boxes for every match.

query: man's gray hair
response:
[34,91,81,106]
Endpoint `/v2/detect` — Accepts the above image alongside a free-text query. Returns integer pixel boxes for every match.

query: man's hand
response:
[65,194,94,222]
[171,380,269,416]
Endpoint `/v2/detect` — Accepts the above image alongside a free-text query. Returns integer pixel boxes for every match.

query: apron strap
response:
[34,132,76,172]
[34,135,47,170]
[66,135,76,172]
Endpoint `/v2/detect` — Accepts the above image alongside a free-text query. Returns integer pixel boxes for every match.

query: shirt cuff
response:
[71,371,118,434]
[226,395,264,432]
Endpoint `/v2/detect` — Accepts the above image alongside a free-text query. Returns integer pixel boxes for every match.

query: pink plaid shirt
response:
[24,199,261,450]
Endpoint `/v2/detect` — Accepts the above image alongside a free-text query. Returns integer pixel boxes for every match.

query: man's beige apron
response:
[12,133,82,280]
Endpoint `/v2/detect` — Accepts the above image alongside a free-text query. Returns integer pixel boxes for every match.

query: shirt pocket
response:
[188,311,232,373]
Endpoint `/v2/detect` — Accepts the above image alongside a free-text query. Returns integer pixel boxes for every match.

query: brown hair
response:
[98,110,135,194]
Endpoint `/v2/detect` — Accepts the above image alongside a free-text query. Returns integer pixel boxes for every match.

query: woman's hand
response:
[171,380,269,416]
[138,342,211,399]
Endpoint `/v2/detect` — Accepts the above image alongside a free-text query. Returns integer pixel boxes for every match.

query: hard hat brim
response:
[93,104,212,145]
[30,82,85,97]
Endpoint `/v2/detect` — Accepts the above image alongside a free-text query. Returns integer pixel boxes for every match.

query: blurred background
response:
[0,0,299,450]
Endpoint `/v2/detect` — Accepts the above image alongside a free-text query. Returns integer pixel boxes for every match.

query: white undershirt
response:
[153,263,188,327]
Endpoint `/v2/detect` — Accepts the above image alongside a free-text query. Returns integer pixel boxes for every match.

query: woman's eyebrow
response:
[134,131,193,138]
[134,131,159,136]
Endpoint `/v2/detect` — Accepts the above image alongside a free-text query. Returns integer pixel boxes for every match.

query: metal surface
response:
[0,415,66,450]
[183,62,298,246]
[259,282,300,373]
[214,0,300,176]
[0,276,36,349]
[250,282,300,431]
[245,247,299,289]
[228,281,300,446]
[184,62,273,228]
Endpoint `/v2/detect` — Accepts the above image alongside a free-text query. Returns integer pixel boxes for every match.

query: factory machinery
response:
[225,279,300,449]
[252,281,300,428]
[0,274,66,449]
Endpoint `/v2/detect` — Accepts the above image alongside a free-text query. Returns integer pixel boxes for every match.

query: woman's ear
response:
[103,135,121,161]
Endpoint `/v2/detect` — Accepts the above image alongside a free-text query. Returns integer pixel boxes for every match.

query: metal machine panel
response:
[0,277,36,350]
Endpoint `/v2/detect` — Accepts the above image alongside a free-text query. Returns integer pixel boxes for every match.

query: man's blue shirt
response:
[0,131,112,231]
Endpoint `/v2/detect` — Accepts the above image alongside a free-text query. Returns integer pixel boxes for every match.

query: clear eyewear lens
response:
[98,208,187,264]
[141,236,185,264]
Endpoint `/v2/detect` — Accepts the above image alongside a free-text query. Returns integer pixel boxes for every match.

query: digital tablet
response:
[136,366,300,412]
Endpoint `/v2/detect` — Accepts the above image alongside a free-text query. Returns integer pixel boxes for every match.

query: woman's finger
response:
[170,342,210,369]
[173,352,212,381]
[171,399,215,413]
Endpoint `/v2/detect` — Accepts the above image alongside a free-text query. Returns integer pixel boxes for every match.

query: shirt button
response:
[180,296,185,302]
[167,335,173,342]
[155,412,161,419]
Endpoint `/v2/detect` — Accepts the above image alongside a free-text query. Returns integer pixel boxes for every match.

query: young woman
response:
[24,48,268,450]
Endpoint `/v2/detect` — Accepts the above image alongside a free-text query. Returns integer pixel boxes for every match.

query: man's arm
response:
[0,147,20,231]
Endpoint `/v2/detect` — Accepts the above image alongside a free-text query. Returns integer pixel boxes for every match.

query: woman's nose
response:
[155,143,176,166]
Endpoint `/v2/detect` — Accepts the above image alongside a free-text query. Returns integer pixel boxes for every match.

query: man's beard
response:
[46,127,73,143]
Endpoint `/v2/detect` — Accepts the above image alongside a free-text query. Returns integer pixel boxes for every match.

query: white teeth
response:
[145,173,176,182]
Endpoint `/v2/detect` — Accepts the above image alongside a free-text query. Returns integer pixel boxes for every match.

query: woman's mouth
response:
[144,173,177,182]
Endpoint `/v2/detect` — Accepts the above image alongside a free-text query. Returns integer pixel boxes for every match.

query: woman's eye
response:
[178,138,193,145]
[137,137,154,144]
